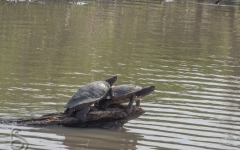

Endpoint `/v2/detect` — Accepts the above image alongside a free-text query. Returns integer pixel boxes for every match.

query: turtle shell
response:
[65,81,111,108]
[112,84,142,103]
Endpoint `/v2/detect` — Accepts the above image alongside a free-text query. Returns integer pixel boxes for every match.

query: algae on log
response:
[0,106,145,129]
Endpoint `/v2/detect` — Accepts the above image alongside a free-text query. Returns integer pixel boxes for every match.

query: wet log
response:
[0,106,145,129]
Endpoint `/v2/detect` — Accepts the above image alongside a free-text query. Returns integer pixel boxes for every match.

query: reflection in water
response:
[0,125,138,150]
[0,0,240,149]
[62,128,138,150]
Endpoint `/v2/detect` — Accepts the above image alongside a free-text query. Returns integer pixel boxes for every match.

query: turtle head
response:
[137,86,155,97]
[105,76,117,86]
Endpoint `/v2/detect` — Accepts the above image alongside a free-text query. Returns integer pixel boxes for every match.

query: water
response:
[0,0,240,149]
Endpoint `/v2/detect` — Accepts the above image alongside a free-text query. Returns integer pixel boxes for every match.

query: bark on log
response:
[0,106,145,129]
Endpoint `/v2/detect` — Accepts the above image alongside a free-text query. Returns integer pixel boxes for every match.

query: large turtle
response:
[64,76,117,122]
[95,84,155,114]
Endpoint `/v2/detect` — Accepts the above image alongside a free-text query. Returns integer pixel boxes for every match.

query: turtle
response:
[64,76,117,122]
[95,84,155,114]
[214,0,221,4]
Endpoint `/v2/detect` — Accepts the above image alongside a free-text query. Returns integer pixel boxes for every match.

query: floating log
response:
[0,106,145,129]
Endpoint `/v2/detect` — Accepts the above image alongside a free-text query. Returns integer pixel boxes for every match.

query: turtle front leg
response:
[109,88,117,98]
[68,108,74,117]
[76,106,90,123]
[136,100,140,107]
[97,88,116,110]
[98,99,112,110]
[135,96,142,107]
[126,94,135,114]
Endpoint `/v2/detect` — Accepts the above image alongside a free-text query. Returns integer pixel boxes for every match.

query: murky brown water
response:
[0,0,240,149]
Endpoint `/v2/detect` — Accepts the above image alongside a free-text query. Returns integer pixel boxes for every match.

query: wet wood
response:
[0,106,145,129]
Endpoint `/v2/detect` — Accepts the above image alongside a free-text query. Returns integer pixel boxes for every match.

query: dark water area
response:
[0,0,240,149]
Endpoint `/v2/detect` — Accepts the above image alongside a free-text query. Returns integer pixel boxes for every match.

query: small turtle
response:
[64,76,117,122]
[214,0,221,4]
[96,84,155,114]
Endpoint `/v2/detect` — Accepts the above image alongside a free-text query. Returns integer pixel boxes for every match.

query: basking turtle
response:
[64,76,117,122]
[96,84,155,114]
[214,0,221,4]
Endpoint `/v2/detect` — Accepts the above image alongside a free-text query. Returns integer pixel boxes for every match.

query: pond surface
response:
[0,0,240,149]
